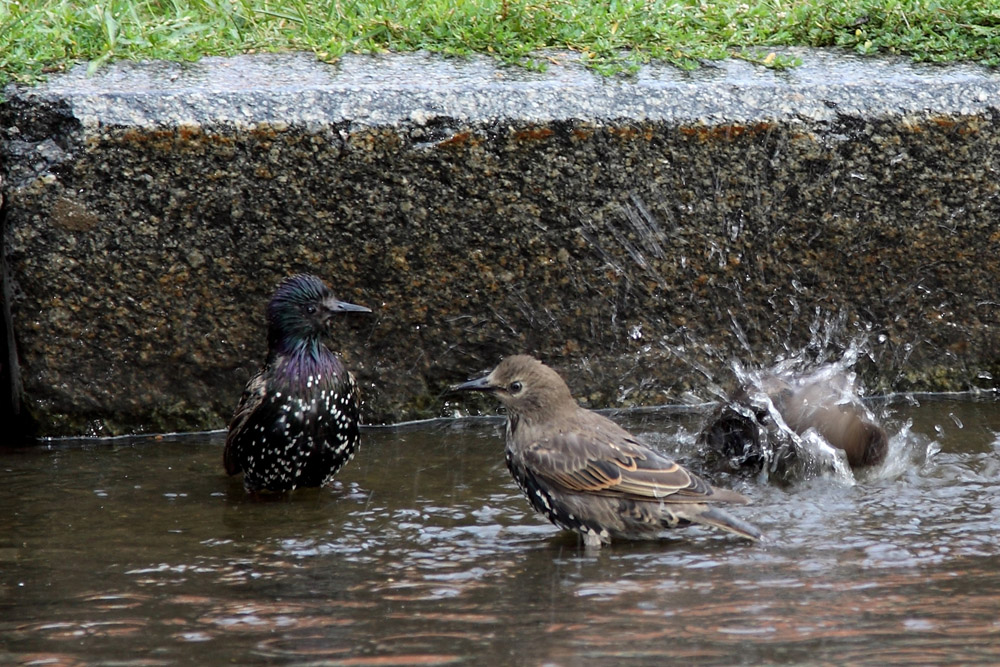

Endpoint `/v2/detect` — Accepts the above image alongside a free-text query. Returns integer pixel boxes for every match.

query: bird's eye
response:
[508,381,523,394]
[305,305,318,315]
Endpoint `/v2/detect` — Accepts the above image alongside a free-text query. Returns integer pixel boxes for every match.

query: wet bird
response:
[454,355,762,546]
[224,274,371,492]
[773,375,888,468]
[701,371,888,477]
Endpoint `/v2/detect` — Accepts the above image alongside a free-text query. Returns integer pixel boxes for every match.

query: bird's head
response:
[266,274,370,352]
[453,355,575,422]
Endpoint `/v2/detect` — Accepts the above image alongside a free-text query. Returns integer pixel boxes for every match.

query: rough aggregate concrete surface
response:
[2,49,999,436]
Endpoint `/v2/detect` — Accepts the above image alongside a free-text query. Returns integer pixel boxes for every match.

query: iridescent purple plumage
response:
[224,274,370,492]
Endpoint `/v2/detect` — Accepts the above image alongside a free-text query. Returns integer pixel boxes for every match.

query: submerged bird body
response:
[224,274,370,492]
[456,355,762,545]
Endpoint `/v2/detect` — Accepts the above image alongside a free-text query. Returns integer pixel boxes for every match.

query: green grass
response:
[1,0,998,85]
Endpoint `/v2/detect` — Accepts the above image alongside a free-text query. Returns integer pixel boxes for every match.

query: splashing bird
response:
[701,371,888,478]
[454,355,762,546]
[224,274,371,492]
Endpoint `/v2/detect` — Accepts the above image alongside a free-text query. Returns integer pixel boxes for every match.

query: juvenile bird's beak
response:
[452,375,496,393]
[325,298,372,314]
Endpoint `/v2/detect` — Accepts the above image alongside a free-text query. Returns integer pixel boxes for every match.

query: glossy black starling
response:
[455,355,762,546]
[224,274,371,492]
[701,372,888,476]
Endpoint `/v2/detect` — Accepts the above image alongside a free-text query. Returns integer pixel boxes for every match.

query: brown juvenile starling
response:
[775,375,889,468]
[701,371,888,476]
[224,274,371,492]
[455,355,763,546]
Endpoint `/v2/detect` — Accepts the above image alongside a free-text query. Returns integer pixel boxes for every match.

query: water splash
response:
[861,420,938,483]
[696,343,896,486]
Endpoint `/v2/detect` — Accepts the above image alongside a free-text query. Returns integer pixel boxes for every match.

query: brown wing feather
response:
[520,408,747,505]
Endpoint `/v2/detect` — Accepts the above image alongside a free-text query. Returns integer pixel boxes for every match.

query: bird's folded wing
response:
[521,430,718,502]
[224,370,268,475]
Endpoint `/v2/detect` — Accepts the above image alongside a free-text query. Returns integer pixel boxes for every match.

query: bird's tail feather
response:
[685,506,764,542]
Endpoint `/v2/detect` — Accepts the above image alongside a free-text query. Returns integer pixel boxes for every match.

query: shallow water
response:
[3,396,1000,665]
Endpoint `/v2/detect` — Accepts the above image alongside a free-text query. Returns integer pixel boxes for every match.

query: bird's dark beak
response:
[451,375,496,393]
[325,298,372,314]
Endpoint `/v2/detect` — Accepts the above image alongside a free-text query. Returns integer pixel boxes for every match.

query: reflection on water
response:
[3,397,1000,665]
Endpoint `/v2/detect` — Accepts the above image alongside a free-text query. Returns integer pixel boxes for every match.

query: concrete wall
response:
[2,49,999,437]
